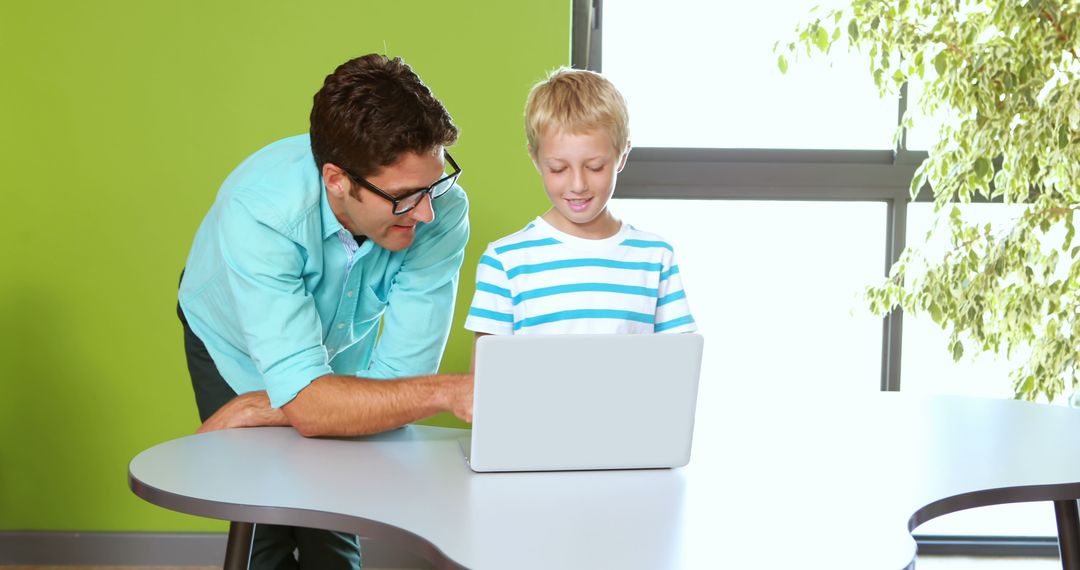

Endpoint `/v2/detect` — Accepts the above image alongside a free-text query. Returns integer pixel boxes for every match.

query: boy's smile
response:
[532,129,629,239]
[566,197,592,212]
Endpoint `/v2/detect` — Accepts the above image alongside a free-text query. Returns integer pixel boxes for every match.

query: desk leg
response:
[1055,500,1080,570]
[223,521,254,570]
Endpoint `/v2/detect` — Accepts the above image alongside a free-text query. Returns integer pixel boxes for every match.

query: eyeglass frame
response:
[339,150,462,215]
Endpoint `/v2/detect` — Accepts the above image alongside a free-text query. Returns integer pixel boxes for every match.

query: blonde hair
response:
[525,67,629,156]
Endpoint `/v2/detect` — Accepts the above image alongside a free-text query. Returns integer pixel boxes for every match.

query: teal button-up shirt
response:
[179,135,469,408]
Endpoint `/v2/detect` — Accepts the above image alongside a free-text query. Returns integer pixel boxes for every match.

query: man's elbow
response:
[282,396,324,438]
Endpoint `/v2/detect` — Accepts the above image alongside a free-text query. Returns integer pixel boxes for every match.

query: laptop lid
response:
[465,333,704,472]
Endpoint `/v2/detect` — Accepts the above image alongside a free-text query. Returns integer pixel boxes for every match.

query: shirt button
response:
[337,323,346,330]
[346,290,354,298]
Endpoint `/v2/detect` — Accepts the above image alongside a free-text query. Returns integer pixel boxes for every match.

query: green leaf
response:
[848,19,859,42]
[951,340,964,361]
[933,51,947,76]
[974,157,990,179]
[930,302,943,323]
[778,54,789,74]
[814,26,829,51]
[1021,375,1035,394]
[909,168,927,197]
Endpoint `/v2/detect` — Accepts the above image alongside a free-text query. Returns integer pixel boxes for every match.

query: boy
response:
[464,68,696,336]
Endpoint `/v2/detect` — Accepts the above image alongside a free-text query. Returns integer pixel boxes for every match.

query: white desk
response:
[129,393,1080,569]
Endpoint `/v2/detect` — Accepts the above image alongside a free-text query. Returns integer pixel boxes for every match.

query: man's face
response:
[326,149,445,251]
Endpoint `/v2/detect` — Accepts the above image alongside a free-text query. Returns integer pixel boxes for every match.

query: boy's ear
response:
[323,163,350,198]
[616,140,632,173]
[527,144,542,172]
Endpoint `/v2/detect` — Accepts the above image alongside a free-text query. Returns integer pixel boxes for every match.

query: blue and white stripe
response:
[464,217,697,335]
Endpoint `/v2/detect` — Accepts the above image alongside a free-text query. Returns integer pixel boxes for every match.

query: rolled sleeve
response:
[364,187,470,379]
[218,195,333,406]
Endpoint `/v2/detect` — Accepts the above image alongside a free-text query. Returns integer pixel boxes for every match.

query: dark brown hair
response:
[310,54,458,177]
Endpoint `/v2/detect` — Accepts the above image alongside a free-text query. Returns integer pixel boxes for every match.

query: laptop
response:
[461,333,704,472]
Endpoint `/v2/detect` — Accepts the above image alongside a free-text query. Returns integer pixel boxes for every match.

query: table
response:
[129,393,1080,569]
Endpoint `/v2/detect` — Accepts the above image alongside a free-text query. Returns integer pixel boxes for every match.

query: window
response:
[589,0,1061,555]
[602,0,897,149]
[613,199,884,394]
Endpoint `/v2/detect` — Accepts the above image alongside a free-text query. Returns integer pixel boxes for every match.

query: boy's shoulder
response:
[485,220,553,253]
[620,224,676,251]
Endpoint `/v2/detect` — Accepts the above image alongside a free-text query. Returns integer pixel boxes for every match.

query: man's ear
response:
[616,140,632,173]
[322,163,350,198]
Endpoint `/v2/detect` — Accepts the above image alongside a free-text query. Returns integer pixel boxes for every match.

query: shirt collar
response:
[319,178,344,240]
[320,177,375,259]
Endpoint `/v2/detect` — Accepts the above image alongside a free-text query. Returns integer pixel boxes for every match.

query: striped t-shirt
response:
[464,217,697,335]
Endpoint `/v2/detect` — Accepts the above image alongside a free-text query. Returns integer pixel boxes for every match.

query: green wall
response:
[0,1,568,532]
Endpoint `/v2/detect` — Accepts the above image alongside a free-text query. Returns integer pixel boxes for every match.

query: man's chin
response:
[373,232,415,252]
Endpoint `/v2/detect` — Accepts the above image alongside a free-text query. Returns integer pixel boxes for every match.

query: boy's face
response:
[531,129,628,236]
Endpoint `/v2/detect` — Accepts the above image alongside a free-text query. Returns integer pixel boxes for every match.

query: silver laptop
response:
[462,333,704,472]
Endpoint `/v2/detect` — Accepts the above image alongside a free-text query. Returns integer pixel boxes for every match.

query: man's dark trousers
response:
[177,300,363,570]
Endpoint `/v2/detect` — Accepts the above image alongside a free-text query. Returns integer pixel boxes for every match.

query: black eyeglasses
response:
[341,151,462,215]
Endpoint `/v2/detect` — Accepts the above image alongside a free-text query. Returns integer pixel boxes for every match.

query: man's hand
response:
[197,391,290,433]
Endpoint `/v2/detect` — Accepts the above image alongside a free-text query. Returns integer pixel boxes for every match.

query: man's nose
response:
[409,193,435,223]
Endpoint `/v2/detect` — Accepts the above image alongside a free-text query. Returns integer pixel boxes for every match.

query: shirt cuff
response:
[464,315,514,335]
[262,348,335,408]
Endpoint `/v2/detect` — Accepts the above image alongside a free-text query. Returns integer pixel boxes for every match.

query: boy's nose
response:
[409,193,435,223]
[571,169,588,193]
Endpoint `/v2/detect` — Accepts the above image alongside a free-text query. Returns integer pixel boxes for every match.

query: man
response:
[176,54,473,569]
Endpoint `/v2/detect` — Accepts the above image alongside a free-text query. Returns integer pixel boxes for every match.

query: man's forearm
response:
[283,372,472,437]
